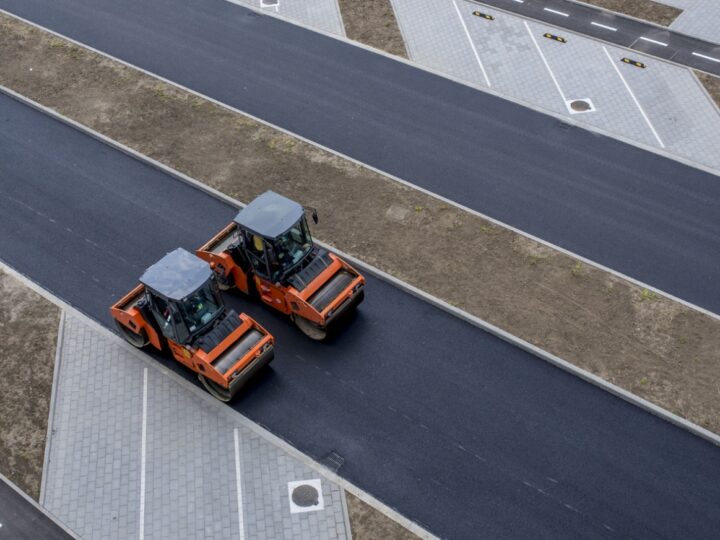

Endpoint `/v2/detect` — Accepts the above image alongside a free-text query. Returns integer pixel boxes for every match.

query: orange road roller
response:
[196,191,365,340]
[110,248,274,401]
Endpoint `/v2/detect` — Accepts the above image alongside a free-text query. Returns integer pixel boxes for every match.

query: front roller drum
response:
[198,345,275,402]
[198,374,234,402]
[114,319,149,348]
[292,314,328,341]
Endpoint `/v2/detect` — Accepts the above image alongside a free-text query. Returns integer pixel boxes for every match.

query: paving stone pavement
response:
[228,0,345,36]
[42,313,351,539]
[663,0,720,43]
[390,0,720,171]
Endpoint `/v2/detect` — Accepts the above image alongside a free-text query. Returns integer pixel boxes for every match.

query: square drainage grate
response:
[565,98,595,114]
[288,479,325,514]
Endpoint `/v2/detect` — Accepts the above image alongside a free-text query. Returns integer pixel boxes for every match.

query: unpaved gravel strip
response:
[346,491,419,539]
[0,270,60,500]
[577,0,682,26]
[1,13,719,436]
[696,71,720,109]
[338,0,408,58]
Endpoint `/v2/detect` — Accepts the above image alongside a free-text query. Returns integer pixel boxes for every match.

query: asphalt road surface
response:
[1,0,719,318]
[0,476,73,539]
[476,0,720,76]
[2,91,720,539]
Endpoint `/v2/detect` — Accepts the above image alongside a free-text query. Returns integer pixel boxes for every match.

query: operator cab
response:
[232,191,317,283]
[140,248,224,345]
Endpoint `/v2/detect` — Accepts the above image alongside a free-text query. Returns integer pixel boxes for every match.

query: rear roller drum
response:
[198,374,233,402]
[114,320,149,348]
[292,315,328,341]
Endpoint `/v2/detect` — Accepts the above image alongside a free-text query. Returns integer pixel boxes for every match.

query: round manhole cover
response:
[570,100,591,112]
[292,484,320,507]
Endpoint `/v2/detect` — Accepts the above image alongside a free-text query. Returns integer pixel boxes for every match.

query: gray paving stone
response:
[391,0,720,170]
[44,314,350,539]
[228,0,346,36]
[664,0,720,43]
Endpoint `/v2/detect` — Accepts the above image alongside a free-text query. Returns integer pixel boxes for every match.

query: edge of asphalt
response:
[39,311,65,506]
[2,8,720,327]
[0,470,79,539]
[0,258,438,540]
[3,85,719,455]
[564,0,720,46]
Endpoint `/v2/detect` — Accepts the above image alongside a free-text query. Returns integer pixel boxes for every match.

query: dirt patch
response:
[578,0,682,26]
[696,71,720,109]
[1,13,719,441]
[0,270,59,500]
[346,492,418,539]
[339,0,407,58]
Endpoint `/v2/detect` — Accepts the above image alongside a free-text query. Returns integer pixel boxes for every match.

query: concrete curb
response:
[0,261,437,540]
[3,6,719,180]
[1,80,719,329]
[2,84,719,451]
[39,310,65,506]
[565,0,720,46]
[2,16,719,326]
[0,470,79,539]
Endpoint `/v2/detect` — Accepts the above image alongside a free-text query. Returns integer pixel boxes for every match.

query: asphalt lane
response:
[1,1,720,317]
[0,476,72,539]
[3,91,720,539]
[476,0,720,76]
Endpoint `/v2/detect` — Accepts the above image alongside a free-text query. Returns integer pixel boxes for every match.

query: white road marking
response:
[512,0,524,3]
[639,36,668,47]
[591,21,617,31]
[602,46,664,148]
[139,368,148,540]
[692,51,720,63]
[234,428,246,540]
[543,7,569,17]
[524,21,567,102]
[452,0,491,87]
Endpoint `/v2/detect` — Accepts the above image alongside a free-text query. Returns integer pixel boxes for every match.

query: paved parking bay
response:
[227,0,345,36]
[41,314,351,540]
[391,0,720,170]
[665,0,720,44]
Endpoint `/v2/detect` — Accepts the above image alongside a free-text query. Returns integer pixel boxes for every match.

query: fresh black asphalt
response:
[477,0,720,76]
[1,0,719,316]
[2,92,720,539]
[0,477,72,539]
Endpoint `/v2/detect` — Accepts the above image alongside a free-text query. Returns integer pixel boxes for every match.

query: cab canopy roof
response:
[234,191,303,239]
[140,248,212,301]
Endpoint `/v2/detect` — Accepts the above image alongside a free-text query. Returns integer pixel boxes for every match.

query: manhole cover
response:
[570,100,591,112]
[291,484,320,507]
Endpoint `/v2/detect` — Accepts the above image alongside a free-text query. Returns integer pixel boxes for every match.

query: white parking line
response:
[452,0,491,87]
[234,428,246,540]
[692,52,720,63]
[602,46,664,148]
[543,7,569,17]
[524,21,567,102]
[591,21,617,32]
[639,36,668,47]
[139,367,148,540]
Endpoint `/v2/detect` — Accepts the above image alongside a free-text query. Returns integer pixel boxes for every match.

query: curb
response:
[0,265,438,540]
[0,470,79,539]
[1,81,718,327]
[1,16,719,326]
[2,84,719,451]
[39,310,65,506]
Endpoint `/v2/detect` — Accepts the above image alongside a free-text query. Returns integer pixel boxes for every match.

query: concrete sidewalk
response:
[41,313,351,539]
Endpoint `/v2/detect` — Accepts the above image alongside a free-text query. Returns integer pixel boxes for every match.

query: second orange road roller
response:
[196,191,365,340]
